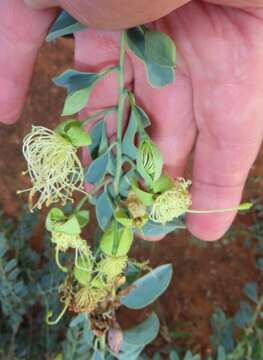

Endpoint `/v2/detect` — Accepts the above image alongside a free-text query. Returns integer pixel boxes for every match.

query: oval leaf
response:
[62,87,90,116]
[85,151,109,184]
[121,264,173,309]
[145,30,176,67]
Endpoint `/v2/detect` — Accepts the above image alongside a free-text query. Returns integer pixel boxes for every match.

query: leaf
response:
[126,27,145,60]
[141,219,185,237]
[122,111,138,160]
[95,190,114,231]
[121,264,173,309]
[169,350,180,360]
[184,352,201,360]
[89,120,108,159]
[122,312,160,347]
[243,282,258,303]
[131,181,153,206]
[133,105,151,128]
[234,301,253,328]
[92,351,105,360]
[53,69,99,94]
[54,216,81,235]
[75,210,90,228]
[46,11,86,42]
[216,346,226,360]
[85,151,109,184]
[153,174,174,193]
[257,258,263,275]
[46,208,66,231]
[119,169,136,197]
[145,30,176,67]
[100,224,133,257]
[69,314,86,328]
[66,125,91,147]
[115,210,133,228]
[62,87,90,116]
[146,62,174,88]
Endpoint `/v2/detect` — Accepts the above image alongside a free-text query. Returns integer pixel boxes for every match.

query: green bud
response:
[137,136,163,186]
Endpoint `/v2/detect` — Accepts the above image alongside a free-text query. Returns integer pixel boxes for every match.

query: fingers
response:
[0,0,56,124]
[187,84,263,241]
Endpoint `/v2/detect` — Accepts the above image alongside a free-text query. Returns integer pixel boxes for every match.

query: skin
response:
[1,0,263,241]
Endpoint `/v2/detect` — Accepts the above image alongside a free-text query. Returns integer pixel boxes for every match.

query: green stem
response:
[114,31,126,196]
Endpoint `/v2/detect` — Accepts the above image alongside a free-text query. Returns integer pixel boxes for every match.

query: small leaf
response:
[119,169,136,197]
[66,125,91,147]
[145,30,176,67]
[141,219,185,237]
[69,313,86,328]
[62,87,90,116]
[45,208,66,232]
[75,210,90,228]
[122,312,160,347]
[216,346,226,360]
[126,27,145,60]
[121,264,173,309]
[122,111,138,160]
[153,174,174,193]
[92,351,104,360]
[46,11,86,42]
[131,181,153,206]
[100,224,133,256]
[169,350,180,360]
[74,257,92,286]
[54,216,81,235]
[184,352,201,360]
[115,209,133,227]
[53,69,99,94]
[85,151,109,184]
[234,301,253,328]
[243,282,258,303]
[89,120,108,159]
[133,105,151,128]
[95,190,114,231]
[146,62,174,88]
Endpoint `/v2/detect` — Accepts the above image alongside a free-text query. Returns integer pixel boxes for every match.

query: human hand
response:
[1,0,263,241]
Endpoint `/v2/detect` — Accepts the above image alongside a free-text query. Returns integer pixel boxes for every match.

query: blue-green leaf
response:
[122,312,160,347]
[95,190,114,231]
[146,62,174,88]
[53,70,99,93]
[122,111,138,160]
[141,219,185,237]
[145,30,176,68]
[121,264,173,309]
[169,350,180,360]
[126,27,145,60]
[243,282,258,303]
[85,151,109,184]
[89,120,108,159]
[184,352,201,360]
[216,346,226,360]
[234,301,253,328]
[46,11,86,42]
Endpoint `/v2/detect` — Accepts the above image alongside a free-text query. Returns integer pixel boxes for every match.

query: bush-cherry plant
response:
[18,11,252,360]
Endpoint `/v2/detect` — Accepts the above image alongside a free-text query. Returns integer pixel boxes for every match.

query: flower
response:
[150,178,192,223]
[74,287,108,313]
[96,255,128,282]
[51,231,93,272]
[18,126,84,210]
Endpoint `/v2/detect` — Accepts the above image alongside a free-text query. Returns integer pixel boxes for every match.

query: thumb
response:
[0,0,56,124]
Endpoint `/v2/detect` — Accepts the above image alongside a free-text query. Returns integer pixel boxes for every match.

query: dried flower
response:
[74,287,108,313]
[150,178,192,223]
[18,126,84,210]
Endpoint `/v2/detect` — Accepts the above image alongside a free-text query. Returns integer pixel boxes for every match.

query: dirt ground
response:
[0,38,262,357]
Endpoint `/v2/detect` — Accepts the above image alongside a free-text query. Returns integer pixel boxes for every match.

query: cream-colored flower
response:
[96,255,128,282]
[150,178,192,223]
[18,126,84,210]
